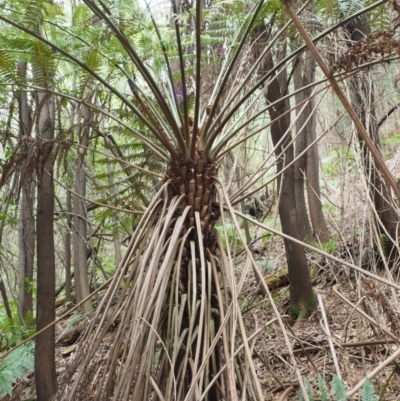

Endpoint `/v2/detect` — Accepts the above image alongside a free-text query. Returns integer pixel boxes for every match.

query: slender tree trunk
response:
[65,187,72,306]
[18,183,35,322]
[106,162,122,267]
[73,104,92,313]
[0,174,18,324]
[17,61,35,322]
[0,280,13,321]
[293,56,313,242]
[34,73,57,400]
[265,50,315,319]
[293,50,330,242]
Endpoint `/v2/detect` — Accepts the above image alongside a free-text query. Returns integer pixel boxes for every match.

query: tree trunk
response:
[293,50,330,242]
[0,280,13,321]
[293,56,313,242]
[265,50,315,319]
[34,73,57,400]
[65,186,72,307]
[107,159,122,267]
[73,104,92,313]
[17,61,35,323]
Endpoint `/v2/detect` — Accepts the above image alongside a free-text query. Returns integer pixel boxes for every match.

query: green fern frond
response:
[337,0,365,18]
[304,377,315,401]
[360,378,377,401]
[380,233,389,254]
[0,341,34,397]
[332,375,347,401]
[318,373,329,401]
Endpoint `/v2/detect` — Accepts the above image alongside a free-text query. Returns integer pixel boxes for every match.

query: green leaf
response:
[332,375,347,401]
[305,377,315,401]
[360,378,376,401]
[318,374,328,401]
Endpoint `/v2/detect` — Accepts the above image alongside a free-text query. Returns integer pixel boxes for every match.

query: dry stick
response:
[282,0,400,203]
[235,210,400,291]
[332,285,398,342]
[347,346,400,398]
[278,386,296,401]
[199,320,278,401]
[280,339,397,357]
[317,293,342,379]
[217,181,310,401]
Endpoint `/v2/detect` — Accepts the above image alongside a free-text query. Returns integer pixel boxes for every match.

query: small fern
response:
[360,378,377,401]
[303,377,315,401]
[380,233,389,256]
[299,374,378,401]
[332,375,347,401]
[0,341,35,396]
[318,373,328,401]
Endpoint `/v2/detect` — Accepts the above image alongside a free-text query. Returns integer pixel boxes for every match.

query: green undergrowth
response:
[308,235,340,256]
[215,219,243,248]
[322,148,355,177]
[300,374,377,401]
[0,314,35,351]
[381,133,400,159]
[0,341,34,397]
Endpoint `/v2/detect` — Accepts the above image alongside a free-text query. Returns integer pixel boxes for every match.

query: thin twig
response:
[278,386,296,401]
[234,210,400,291]
[280,339,397,357]
[318,293,342,379]
[347,346,400,398]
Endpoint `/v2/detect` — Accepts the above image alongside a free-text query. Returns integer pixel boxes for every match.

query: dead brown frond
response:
[57,177,265,401]
[0,136,70,188]
[333,30,400,73]
[362,278,400,336]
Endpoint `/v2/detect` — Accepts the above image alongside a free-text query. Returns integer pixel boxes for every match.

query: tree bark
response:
[65,186,72,307]
[34,73,57,400]
[0,280,13,321]
[17,61,35,322]
[293,55,313,242]
[265,49,315,319]
[106,155,122,267]
[293,50,330,242]
[73,103,92,313]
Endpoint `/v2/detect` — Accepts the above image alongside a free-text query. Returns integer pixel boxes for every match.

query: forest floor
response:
[5,234,400,401]
[239,236,400,400]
